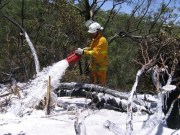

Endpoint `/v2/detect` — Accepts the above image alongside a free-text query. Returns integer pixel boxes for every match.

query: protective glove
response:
[75,48,84,55]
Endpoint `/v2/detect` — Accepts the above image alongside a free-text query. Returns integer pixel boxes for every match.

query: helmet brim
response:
[87,27,103,33]
[88,30,96,33]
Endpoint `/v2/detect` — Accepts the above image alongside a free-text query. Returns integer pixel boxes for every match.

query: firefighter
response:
[75,22,108,85]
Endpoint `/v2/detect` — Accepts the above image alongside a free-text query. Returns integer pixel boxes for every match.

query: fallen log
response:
[56,82,154,114]
[58,82,148,105]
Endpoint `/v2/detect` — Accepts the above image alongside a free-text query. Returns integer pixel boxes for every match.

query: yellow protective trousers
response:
[90,71,107,85]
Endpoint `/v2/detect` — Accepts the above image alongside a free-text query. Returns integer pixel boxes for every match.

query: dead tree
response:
[126,30,180,133]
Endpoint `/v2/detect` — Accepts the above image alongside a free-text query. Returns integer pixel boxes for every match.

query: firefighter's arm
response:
[84,37,107,57]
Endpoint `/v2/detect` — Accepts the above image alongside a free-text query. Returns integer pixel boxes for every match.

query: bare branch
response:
[135,0,153,32]
[0,0,11,9]
[103,1,124,32]
[92,0,108,19]
[148,0,172,34]
[0,11,25,34]
[126,0,146,32]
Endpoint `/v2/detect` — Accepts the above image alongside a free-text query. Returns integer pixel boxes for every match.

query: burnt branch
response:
[126,0,146,32]
[0,11,25,34]
[134,0,153,32]
[102,1,125,32]
[148,0,172,34]
[108,30,142,45]
[0,0,11,9]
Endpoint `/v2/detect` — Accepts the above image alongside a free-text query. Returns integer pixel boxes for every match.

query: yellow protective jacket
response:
[84,33,108,72]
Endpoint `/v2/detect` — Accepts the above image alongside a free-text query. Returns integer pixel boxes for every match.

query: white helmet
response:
[85,19,95,28]
[88,22,103,33]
